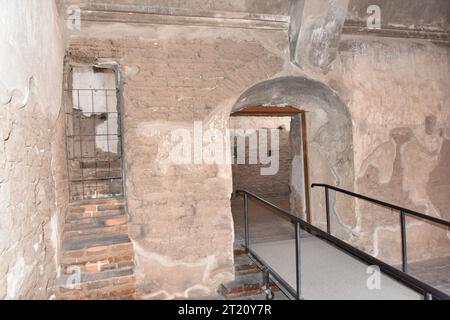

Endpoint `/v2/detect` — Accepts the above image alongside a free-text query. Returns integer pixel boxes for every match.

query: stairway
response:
[217,247,283,300]
[54,198,137,300]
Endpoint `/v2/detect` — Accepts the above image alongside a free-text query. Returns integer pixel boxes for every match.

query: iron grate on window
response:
[64,88,124,201]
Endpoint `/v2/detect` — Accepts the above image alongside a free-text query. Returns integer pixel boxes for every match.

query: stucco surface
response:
[68,24,288,298]
[65,2,450,298]
[330,37,450,263]
[0,0,66,299]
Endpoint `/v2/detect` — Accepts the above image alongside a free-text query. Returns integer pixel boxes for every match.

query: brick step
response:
[63,233,131,251]
[233,247,247,257]
[57,197,136,300]
[61,240,133,261]
[61,242,134,274]
[234,255,260,276]
[55,267,136,300]
[71,188,123,202]
[65,214,129,231]
[67,208,126,221]
[69,198,125,211]
[64,224,129,239]
[218,273,279,299]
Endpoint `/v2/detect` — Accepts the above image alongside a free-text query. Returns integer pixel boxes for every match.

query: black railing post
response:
[400,211,408,273]
[325,187,331,234]
[244,193,250,253]
[237,188,450,300]
[295,222,302,300]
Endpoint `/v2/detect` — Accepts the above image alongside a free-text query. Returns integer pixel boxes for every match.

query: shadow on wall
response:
[231,76,355,239]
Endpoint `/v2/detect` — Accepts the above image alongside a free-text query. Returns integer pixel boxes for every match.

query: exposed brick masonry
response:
[55,198,137,300]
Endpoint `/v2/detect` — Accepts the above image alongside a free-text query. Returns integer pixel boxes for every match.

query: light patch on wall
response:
[133,242,232,299]
[6,256,32,299]
[308,108,328,138]
[0,77,35,109]
[50,214,60,276]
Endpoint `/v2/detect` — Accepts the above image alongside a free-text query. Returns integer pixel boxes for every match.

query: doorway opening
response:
[230,106,311,245]
[64,65,124,201]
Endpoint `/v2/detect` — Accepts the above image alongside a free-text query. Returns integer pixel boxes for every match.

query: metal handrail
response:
[237,189,450,301]
[312,183,450,274]
[312,184,450,227]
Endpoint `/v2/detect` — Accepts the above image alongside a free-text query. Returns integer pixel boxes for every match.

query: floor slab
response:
[251,238,422,300]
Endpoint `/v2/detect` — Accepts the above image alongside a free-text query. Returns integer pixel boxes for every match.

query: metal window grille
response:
[64,88,124,201]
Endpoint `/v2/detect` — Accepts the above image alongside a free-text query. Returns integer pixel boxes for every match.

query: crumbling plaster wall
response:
[327,37,450,264]
[63,0,289,15]
[346,0,450,32]
[0,0,67,299]
[67,23,292,299]
[66,4,450,297]
[231,76,356,237]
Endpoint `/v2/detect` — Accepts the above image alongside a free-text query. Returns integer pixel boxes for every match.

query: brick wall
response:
[66,5,450,296]
[230,117,293,201]
[68,26,287,298]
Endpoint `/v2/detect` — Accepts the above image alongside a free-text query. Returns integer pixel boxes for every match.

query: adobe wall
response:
[66,12,450,297]
[68,23,289,298]
[0,0,67,299]
[230,116,293,202]
[328,37,450,264]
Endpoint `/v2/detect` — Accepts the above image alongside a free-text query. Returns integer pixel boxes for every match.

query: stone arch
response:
[231,76,356,236]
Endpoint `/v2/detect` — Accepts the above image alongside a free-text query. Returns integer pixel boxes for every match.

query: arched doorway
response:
[229,76,355,243]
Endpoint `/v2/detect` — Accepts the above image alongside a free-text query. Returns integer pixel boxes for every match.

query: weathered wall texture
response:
[346,0,449,32]
[328,37,450,264]
[231,77,356,237]
[0,0,67,299]
[230,117,292,201]
[291,0,349,71]
[64,0,289,15]
[65,0,450,298]
[68,23,288,299]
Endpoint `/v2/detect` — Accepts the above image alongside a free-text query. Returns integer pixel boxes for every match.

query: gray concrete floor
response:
[231,197,449,299]
[408,256,450,295]
[231,196,295,244]
[251,238,421,300]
